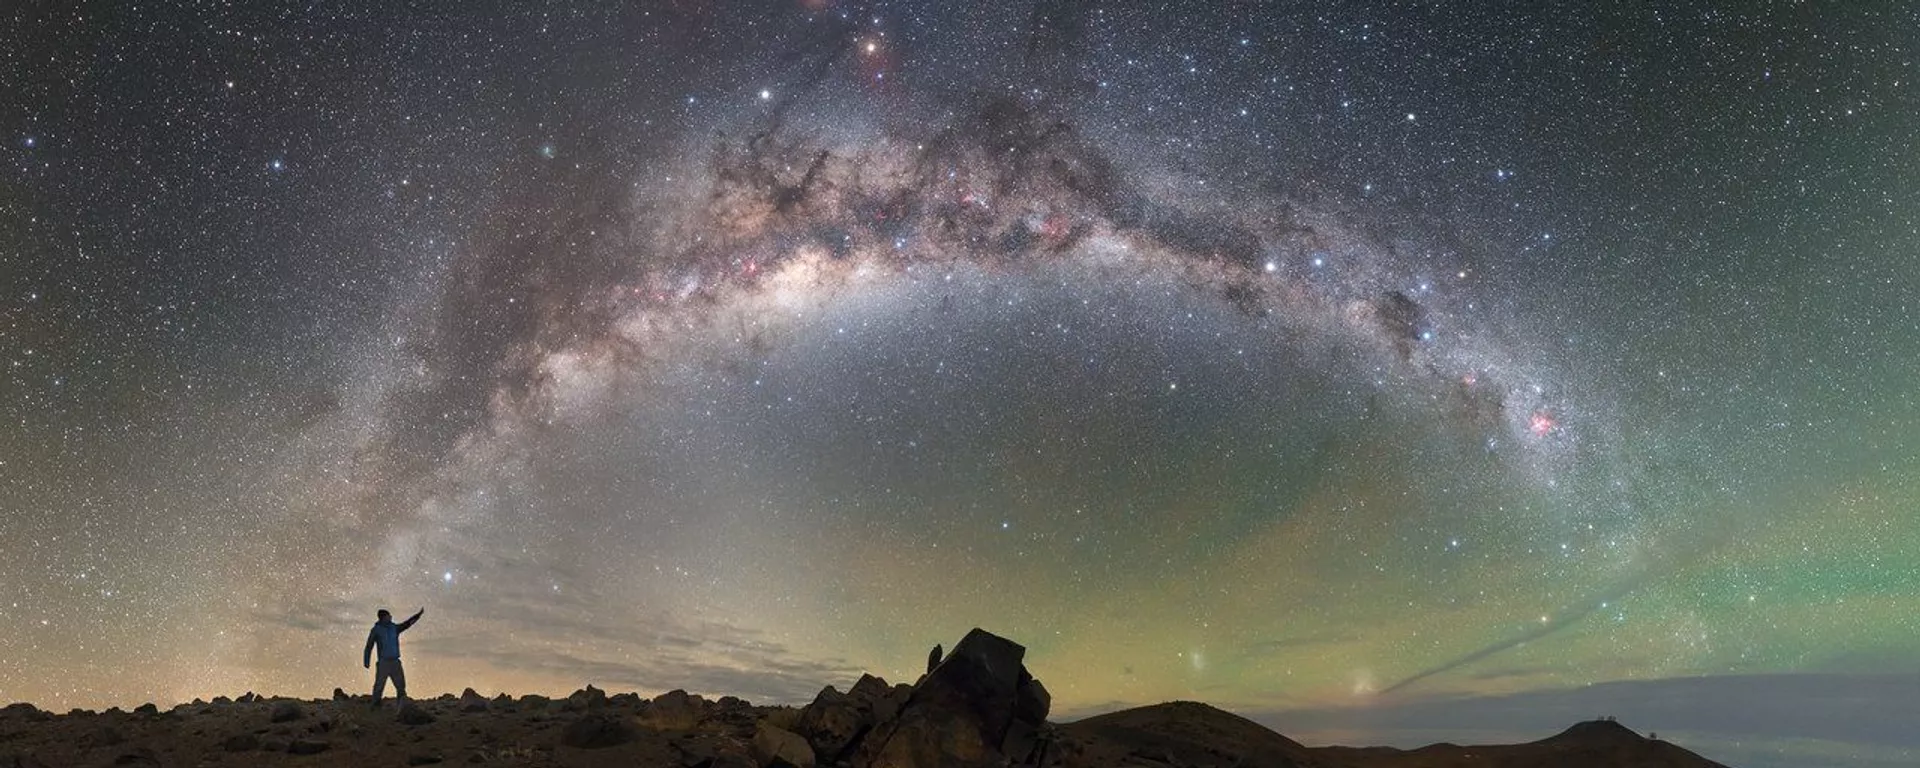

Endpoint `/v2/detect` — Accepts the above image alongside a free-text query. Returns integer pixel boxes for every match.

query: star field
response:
[2,3,1918,767]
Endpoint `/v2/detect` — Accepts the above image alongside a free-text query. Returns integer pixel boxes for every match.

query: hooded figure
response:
[363,607,424,705]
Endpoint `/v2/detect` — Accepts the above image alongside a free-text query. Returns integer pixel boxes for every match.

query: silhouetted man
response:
[363,607,424,706]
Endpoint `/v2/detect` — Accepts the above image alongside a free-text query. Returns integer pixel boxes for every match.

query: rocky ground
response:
[0,629,1730,768]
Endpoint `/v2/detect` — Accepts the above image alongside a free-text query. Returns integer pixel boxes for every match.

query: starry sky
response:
[2,2,1917,766]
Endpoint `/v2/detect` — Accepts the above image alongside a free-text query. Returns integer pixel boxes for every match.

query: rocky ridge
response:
[0,628,1730,768]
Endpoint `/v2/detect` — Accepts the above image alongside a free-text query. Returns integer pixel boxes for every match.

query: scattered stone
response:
[288,738,330,755]
[222,733,261,752]
[270,700,305,723]
[750,723,816,768]
[333,688,351,702]
[560,712,636,749]
[398,701,436,725]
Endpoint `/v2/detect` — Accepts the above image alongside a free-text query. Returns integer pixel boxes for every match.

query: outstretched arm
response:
[398,607,424,632]
[363,628,376,668]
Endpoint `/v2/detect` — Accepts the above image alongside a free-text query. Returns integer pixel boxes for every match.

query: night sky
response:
[3,2,1918,766]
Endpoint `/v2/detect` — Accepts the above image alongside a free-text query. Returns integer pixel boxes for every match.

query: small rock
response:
[270,700,305,723]
[333,688,351,701]
[222,733,261,752]
[238,692,258,704]
[133,703,158,715]
[560,712,636,749]
[397,701,436,725]
[111,748,160,766]
[288,738,330,755]
[84,726,126,747]
[2,752,53,768]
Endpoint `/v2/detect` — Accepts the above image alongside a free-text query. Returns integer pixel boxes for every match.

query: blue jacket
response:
[363,610,422,665]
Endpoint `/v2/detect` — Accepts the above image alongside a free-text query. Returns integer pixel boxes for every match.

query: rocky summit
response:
[0,629,1729,768]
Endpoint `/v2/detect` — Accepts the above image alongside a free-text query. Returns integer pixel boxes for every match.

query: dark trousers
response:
[372,658,407,702]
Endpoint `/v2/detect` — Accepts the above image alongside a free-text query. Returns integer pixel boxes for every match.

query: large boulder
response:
[852,629,1059,768]
[750,724,816,768]
[460,688,490,712]
[848,628,1051,768]
[269,700,304,723]
[795,686,862,759]
[795,674,909,762]
[565,684,608,711]
[643,689,708,730]
[560,712,636,749]
[851,674,910,723]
